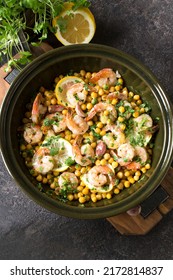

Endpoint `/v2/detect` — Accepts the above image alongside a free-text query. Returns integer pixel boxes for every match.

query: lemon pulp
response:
[55,76,84,107]
[52,2,96,45]
[42,136,74,172]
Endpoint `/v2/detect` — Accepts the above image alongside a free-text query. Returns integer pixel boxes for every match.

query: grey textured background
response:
[1,0,173,260]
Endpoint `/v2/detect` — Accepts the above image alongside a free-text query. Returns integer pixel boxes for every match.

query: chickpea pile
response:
[19,68,156,205]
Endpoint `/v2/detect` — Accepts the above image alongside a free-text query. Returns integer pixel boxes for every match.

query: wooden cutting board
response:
[1,44,173,235]
[107,167,173,235]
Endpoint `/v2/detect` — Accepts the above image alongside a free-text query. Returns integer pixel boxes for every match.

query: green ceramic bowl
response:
[0,44,173,219]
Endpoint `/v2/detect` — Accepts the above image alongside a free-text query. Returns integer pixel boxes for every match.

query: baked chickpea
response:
[104,153,111,160]
[79,196,86,203]
[106,193,112,199]
[117,172,124,179]
[114,188,120,194]
[68,194,74,201]
[20,68,156,206]
[124,181,130,188]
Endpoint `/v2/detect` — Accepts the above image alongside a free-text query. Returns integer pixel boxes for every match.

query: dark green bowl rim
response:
[0,43,173,219]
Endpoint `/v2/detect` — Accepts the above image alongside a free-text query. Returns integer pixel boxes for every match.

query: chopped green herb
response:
[133,156,142,163]
[65,157,75,166]
[91,98,98,105]
[57,185,77,202]
[56,16,68,33]
[102,185,109,190]
[90,125,102,139]
[84,83,89,90]
[37,183,43,192]
[58,86,63,93]
[41,135,60,147]
[43,118,54,126]
[46,190,54,196]
[74,93,80,101]
[129,133,146,147]
[50,147,59,156]
[103,84,109,90]
[139,102,151,113]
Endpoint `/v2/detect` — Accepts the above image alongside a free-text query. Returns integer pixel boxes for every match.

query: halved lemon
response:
[52,2,96,45]
[55,76,84,106]
[42,136,75,172]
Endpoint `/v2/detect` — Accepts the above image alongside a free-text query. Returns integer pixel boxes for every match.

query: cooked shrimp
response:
[103,124,126,149]
[72,136,94,166]
[86,102,117,122]
[117,143,135,166]
[66,82,86,108]
[58,172,78,189]
[23,123,43,144]
[134,113,153,131]
[117,143,135,161]
[143,131,152,146]
[31,93,47,124]
[126,161,141,170]
[47,129,56,137]
[135,146,148,163]
[48,104,65,113]
[130,129,153,147]
[90,68,117,87]
[126,114,154,147]
[87,165,115,189]
[126,146,148,170]
[32,147,54,174]
[107,91,128,100]
[42,113,66,134]
[66,109,89,135]
[75,102,86,117]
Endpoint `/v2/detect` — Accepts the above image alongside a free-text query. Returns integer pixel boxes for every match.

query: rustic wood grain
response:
[0,64,10,105]
[107,209,163,235]
[107,168,173,235]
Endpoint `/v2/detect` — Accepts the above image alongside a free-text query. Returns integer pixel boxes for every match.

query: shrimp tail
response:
[48,104,65,113]
[72,135,81,155]
[74,135,82,145]
[31,93,42,124]
[85,102,102,122]
[75,102,86,117]
[126,162,141,170]
[31,92,47,124]
[107,91,128,100]
[90,68,112,83]
[85,107,96,121]
[66,108,73,119]
[148,124,159,134]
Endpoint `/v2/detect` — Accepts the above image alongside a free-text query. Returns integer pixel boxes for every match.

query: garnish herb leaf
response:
[65,157,75,166]
[0,0,91,70]
[71,0,90,11]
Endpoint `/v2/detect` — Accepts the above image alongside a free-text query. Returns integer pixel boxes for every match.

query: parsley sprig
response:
[0,0,90,71]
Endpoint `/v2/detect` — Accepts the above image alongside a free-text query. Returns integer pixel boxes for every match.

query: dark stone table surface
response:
[1,0,173,260]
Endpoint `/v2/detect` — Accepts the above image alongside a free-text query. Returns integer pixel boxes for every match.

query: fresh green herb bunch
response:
[0,0,90,71]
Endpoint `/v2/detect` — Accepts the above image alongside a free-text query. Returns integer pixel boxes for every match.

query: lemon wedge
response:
[52,2,96,45]
[42,136,75,172]
[55,76,84,107]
